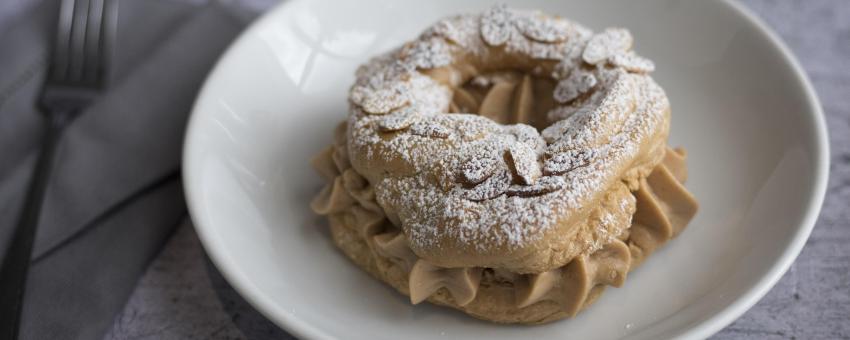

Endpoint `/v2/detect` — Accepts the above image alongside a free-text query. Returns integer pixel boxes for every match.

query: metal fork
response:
[0,0,115,337]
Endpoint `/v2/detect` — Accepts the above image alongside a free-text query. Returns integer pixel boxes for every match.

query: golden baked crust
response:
[310,5,698,324]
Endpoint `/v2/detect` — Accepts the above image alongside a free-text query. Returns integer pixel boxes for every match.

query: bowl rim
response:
[181,1,830,339]
[668,0,830,338]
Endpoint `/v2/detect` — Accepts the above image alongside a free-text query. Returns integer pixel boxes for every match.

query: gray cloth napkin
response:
[0,0,262,338]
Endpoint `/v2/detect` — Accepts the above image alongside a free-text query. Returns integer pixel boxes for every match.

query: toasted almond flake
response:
[552,60,572,79]
[480,4,514,46]
[410,122,451,138]
[458,155,499,186]
[582,28,632,65]
[553,70,597,104]
[349,85,368,106]
[357,83,411,115]
[377,109,419,132]
[462,168,511,201]
[504,124,545,153]
[516,14,570,43]
[543,149,597,175]
[609,51,655,73]
[424,19,462,45]
[508,144,541,185]
[401,37,453,70]
[506,176,566,197]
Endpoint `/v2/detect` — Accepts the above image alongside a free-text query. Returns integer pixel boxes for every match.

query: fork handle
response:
[0,112,68,340]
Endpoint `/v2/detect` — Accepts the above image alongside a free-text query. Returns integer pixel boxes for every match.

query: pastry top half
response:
[341,5,669,274]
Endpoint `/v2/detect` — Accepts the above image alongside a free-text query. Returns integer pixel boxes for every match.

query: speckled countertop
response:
[105,1,850,339]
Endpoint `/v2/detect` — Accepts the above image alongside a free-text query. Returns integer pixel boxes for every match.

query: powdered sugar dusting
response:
[377,108,419,132]
[543,149,598,175]
[503,124,545,153]
[343,5,668,256]
[480,4,513,46]
[410,121,451,138]
[462,168,512,201]
[401,37,453,69]
[506,176,566,197]
[553,70,597,103]
[459,155,499,185]
[516,14,570,43]
[352,82,410,115]
[609,51,655,73]
[582,28,632,65]
[508,143,541,185]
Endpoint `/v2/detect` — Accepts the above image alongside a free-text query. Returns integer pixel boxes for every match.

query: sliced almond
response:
[543,149,597,175]
[507,143,541,185]
[609,51,655,73]
[458,155,499,186]
[504,124,545,153]
[553,70,597,104]
[410,122,451,139]
[358,83,410,115]
[516,15,570,43]
[506,176,566,197]
[582,28,633,65]
[401,37,453,70]
[424,19,464,46]
[377,108,418,132]
[462,168,511,201]
[480,4,514,46]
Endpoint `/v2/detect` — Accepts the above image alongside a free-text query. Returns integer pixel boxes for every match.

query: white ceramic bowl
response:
[183,0,829,339]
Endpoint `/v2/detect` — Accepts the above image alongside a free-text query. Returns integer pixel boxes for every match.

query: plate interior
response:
[184,0,827,339]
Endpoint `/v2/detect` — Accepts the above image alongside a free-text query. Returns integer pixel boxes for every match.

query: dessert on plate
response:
[311,5,698,324]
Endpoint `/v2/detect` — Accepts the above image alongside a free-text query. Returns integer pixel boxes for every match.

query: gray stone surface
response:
[104,1,850,339]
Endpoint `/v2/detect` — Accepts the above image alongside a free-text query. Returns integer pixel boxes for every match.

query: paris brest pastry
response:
[310,5,698,324]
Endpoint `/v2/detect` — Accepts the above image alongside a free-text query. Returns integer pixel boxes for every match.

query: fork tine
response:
[83,0,106,85]
[101,0,118,86]
[50,0,76,82]
[67,0,91,82]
